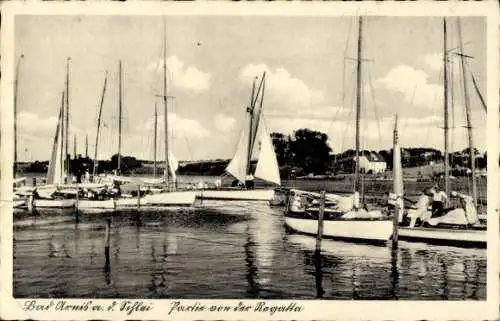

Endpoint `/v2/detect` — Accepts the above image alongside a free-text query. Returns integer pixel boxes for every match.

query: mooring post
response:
[137,184,141,210]
[315,190,326,254]
[32,177,36,187]
[392,196,400,249]
[105,218,111,267]
[27,192,34,214]
[75,189,79,223]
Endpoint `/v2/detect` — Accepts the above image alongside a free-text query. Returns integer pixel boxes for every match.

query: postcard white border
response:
[1,1,499,321]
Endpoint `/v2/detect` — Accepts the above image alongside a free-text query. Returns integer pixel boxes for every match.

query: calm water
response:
[13,201,486,300]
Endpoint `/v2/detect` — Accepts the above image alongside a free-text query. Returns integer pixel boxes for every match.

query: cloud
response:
[239,64,325,114]
[264,105,350,122]
[377,65,442,109]
[213,113,236,132]
[136,112,210,139]
[148,56,211,93]
[18,112,59,134]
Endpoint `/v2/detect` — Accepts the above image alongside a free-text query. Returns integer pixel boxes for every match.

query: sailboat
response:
[137,20,196,208]
[396,18,486,248]
[31,91,76,209]
[283,17,394,243]
[12,54,29,209]
[195,72,281,202]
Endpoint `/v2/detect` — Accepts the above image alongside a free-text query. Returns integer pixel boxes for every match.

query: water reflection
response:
[13,207,486,300]
[313,252,324,298]
[244,224,259,298]
[287,235,486,300]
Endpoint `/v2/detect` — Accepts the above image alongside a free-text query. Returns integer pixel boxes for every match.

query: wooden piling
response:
[32,177,36,187]
[75,189,79,223]
[315,190,326,254]
[137,185,141,210]
[27,193,34,213]
[392,197,400,249]
[104,218,111,267]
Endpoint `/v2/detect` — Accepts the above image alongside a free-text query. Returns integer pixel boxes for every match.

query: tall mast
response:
[154,102,158,178]
[163,19,170,190]
[60,91,66,183]
[73,135,77,158]
[246,77,257,177]
[85,134,88,158]
[14,54,24,178]
[354,16,363,194]
[65,57,70,183]
[118,60,123,174]
[93,72,108,178]
[443,18,450,201]
[456,17,478,207]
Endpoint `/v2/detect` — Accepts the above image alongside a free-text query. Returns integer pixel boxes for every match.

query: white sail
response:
[46,107,65,185]
[392,115,403,196]
[254,119,280,185]
[168,149,179,183]
[225,122,250,184]
[391,114,404,222]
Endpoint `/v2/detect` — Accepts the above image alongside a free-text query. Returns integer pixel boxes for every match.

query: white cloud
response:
[149,56,211,93]
[213,113,236,132]
[18,112,59,134]
[377,65,442,109]
[136,112,210,139]
[239,64,325,113]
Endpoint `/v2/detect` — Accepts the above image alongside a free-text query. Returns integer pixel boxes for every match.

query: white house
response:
[358,152,387,174]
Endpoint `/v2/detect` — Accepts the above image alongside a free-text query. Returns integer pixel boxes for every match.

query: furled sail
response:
[46,105,65,185]
[390,114,404,221]
[254,118,280,186]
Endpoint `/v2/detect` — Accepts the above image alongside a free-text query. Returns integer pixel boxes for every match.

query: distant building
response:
[358,151,387,174]
[332,150,387,174]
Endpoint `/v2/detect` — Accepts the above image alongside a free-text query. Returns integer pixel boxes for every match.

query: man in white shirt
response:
[431,185,447,216]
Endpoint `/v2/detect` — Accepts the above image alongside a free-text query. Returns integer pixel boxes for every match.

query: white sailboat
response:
[139,20,196,207]
[13,55,29,209]
[32,92,76,209]
[283,17,393,243]
[284,116,397,244]
[396,18,486,248]
[196,72,281,202]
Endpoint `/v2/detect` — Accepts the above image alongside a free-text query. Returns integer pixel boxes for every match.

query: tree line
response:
[19,128,488,177]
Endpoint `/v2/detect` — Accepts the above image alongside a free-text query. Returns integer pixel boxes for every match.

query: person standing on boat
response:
[450,191,478,225]
[408,189,432,227]
[430,185,447,216]
[84,169,90,184]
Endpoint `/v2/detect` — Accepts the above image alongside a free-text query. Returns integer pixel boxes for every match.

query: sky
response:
[14,15,487,162]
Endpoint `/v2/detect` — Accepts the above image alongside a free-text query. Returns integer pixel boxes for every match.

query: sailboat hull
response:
[115,197,149,208]
[77,199,116,210]
[34,199,76,209]
[398,226,486,248]
[196,189,275,202]
[284,215,393,243]
[143,191,196,207]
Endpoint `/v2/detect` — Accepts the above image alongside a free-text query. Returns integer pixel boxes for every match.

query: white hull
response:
[143,191,196,206]
[77,199,116,210]
[196,189,275,201]
[115,197,149,208]
[399,226,486,247]
[34,199,76,208]
[284,216,393,242]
